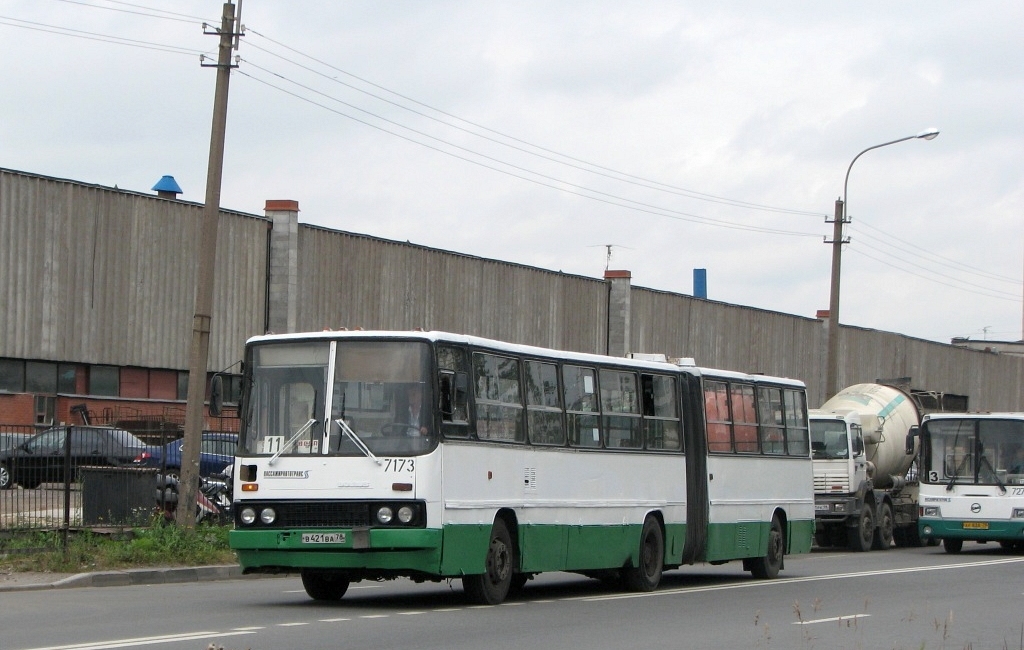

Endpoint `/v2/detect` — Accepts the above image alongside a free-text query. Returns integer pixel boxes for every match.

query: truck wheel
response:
[943,538,963,554]
[848,507,874,552]
[872,502,894,550]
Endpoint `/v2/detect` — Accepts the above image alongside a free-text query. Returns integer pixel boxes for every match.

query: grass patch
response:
[0,522,236,573]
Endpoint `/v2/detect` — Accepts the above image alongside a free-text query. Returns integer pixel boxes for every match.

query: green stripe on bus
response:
[232,518,811,576]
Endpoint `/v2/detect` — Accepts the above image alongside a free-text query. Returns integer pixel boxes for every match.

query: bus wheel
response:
[463,518,514,605]
[750,516,784,579]
[300,570,350,601]
[872,502,894,550]
[943,538,963,554]
[847,507,874,552]
[623,516,664,591]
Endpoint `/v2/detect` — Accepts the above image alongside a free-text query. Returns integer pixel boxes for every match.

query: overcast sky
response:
[2,1,1022,345]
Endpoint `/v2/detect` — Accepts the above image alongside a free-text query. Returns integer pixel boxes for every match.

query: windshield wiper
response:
[268,418,317,465]
[334,418,382,465]
[946,453,971,492]
[978,454,1007,493]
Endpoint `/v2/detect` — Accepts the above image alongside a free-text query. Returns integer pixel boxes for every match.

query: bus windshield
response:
[241,339,435,457]
[922,418,1024,486]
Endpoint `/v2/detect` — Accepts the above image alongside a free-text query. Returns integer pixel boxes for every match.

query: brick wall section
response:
[0,394,36,427]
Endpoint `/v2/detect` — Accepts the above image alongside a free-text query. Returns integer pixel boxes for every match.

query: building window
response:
[26,362,58,394]
[177,372,189,400]
[0,359,24,392]
[34,395,55,425]
[58,364,78,394]
[90,366,119,397]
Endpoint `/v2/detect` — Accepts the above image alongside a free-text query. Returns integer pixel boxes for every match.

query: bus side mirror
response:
[906,425,919,455]
[209,374,224,416]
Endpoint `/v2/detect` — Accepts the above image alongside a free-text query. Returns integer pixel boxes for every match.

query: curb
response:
[0,564,249,592]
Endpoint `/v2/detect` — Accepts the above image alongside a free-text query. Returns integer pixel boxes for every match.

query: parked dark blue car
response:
[132,431,237,479]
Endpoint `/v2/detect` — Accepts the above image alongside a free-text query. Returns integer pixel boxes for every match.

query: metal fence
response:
[0,423,236,533]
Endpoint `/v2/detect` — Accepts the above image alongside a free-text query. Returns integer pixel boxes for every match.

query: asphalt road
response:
[2,543,1023,650]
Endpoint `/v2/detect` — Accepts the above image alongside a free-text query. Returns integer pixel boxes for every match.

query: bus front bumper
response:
[230,527,443,573]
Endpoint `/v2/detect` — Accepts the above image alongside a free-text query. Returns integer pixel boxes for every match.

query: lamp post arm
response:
[842,135,916,216]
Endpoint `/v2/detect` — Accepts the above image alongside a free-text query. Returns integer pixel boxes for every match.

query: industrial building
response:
[1,166,1021,432]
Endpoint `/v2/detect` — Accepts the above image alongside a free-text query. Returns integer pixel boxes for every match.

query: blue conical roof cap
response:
[152,175,182,194]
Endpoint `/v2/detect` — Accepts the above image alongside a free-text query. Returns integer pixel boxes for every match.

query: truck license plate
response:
[814,504,830,512]
[302,532,346,544]
[962,522,989,530]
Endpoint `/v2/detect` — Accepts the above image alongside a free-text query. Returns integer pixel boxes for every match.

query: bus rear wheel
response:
[750,516,784,579]
[943,538,964,554]
[463,518,514,605]
[300,569,350,601]
[623,516,664,591]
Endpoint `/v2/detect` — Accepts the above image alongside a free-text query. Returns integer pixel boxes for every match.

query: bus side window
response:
[439,370,470,438]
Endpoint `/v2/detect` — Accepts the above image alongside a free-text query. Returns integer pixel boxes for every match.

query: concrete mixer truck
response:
[810,383,923,551]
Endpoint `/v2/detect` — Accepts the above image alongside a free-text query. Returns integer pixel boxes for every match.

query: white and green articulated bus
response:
[917,412,1024,554]
[228,330,814,604]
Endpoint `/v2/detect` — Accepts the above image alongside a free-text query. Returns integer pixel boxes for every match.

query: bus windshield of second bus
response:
[243,339,436,458]
[922,417,1024,487]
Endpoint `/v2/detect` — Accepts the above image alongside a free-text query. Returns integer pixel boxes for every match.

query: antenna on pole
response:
[587,244,634,271]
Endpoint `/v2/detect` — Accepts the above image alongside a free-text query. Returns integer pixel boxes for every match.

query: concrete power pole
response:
[177,2,240,527]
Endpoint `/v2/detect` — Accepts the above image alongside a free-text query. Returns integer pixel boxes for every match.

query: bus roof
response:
[922,412,1024,421]
[246,329,805,388]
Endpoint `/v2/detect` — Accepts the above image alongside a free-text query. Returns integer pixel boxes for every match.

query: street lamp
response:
[825,128,939,398]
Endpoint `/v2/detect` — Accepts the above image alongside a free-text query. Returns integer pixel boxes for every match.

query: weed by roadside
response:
[0,521,236,573]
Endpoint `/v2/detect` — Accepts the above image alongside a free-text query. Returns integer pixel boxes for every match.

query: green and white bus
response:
[229,330,814,604]
[917,412,1024,553]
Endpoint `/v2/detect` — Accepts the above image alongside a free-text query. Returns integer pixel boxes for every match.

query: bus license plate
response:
[962,522,989,530]
[302,532,346,544]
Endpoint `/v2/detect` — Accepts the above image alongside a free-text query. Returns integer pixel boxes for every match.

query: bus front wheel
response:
[623,516,664,591]
[300,569,350,601]
[463,518,514,605]
[943,538,964,554]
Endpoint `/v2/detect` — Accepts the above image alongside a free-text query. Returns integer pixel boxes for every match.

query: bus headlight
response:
[377,506,394,524]
[398,506,414,524]
[260,507,277,525]
[1013,508,1024,519]
[923,506,940,517]
[239,507,257,525]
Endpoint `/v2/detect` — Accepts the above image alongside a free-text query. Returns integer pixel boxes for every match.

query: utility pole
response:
[177,2,240,527]
[825,197,847,400]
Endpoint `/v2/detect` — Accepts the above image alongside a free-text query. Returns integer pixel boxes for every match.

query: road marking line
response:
[794,614,871,625]
[360,614,390,619]
[318,617,351,622]
[277,622,309,627]
[584,556,1024,601]
[19,630,256,650]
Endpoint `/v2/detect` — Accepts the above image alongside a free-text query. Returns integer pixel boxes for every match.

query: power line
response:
[0,14,202,56]
[847,247,1022,303]
[851,219,1020,285]
[238,66,821,239]
[52,0,212,24]
[245,28,825,219]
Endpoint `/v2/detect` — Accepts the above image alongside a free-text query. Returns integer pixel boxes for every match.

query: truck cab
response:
[810,410,873,546]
